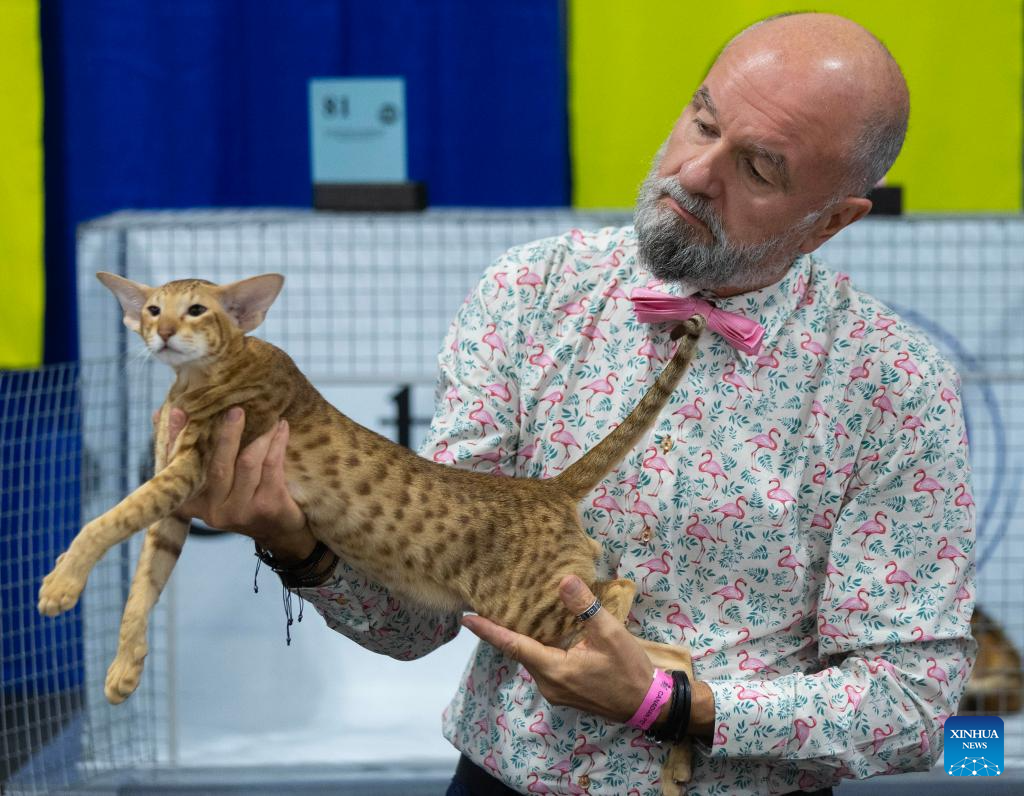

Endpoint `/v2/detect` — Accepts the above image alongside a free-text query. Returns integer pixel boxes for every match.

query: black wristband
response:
[254,540,337,588]
[647,669,692,743]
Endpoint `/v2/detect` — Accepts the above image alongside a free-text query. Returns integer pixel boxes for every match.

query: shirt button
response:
[577,774,591,789]
[660,435,673,454]
[639,529,653,544]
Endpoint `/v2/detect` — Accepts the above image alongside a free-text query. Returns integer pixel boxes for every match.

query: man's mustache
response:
[653,179,723,243]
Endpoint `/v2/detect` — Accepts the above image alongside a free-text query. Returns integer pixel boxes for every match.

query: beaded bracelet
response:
[254,540,338,588]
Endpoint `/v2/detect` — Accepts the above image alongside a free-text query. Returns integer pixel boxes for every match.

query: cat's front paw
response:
[105,643,148,704]
[37,554,86,616]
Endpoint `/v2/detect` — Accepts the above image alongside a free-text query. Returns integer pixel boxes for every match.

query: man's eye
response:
[147,306,160,316]
[188,304,207,317]
[746,159,770,185]
[694,118,716,137]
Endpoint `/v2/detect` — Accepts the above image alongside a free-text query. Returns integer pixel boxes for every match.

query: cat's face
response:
[97,273,284,369]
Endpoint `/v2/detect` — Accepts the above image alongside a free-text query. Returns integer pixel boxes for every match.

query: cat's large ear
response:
[96,272,152,332]
[218,274,285,332]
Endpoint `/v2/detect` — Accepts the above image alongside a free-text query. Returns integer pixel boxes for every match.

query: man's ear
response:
[798,197,872,254]
[218,274,285,332]
[96,272,152,332]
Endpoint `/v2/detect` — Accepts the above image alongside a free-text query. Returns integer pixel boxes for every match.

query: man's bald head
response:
[717,12,910,197]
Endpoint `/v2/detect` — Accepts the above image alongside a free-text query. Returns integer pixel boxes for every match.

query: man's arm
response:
[704,359,976,778]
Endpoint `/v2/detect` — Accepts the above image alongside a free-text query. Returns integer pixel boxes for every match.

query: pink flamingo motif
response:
[582,373,618,418]
[917,729,930,759]
[713,578,747,624]
[940,386,959,415]
[432,440,456,465]
[885,560,918,610]
[636,339,665,381]
[685,513,717,562]
[867,386,897,433]
[954,583,972,615]
[666,603,697,640]
[590,485,626,534]
[912,626,937,642]
[834,272,851,288]
[752,347,780,391]
[732,683,771,725]
[849,318,866,339]
[823,562,842,600]
[491,270,511,297]
[913,468,944,518]
[637,551,673,595]
[642,445,674,495]
[799,332,828,374]
[528,711,557,758]
[867,656,898,678]
[712,495,747,536]
[900,414,924,453]
[714,723,729,747]
[722,361,755,410]
[468,400,500,434]
[697,450,727,501]
[852,511,888,560]
[631,492,658,534]
[925,657,950,701]
[475,446,508,475]
[833,422,851,451]
[845,357,873,402]
[841,684,866,712]
[554,296,589,333]
[483,749,501,777]
[745,427,780,472]
[578,315,607,362]
[804,400,831,438]
[496,712,511,738]
[872,724,895,754]
[767,478,797,528]
[550,420,582,469]
[546,757,572,787]
[573,733,603,772]
[601,277,628,306]
[618,471,641,497]
[513,668,534,705]
[812,461,828,485]
[445,385,463,411]
[953,483,975,525]
[526,773,551,794]
[811,509,835,532]
[481,323,507,361]
[629,733,658,774]
[893,350,922,396]
[818,614,852,643]
[837,587,871,628]
[528,344,557,375]
[936,536,967,584]
[793,716,817,749]
[594,246,624,270]
[673,397,704,437]
[874,314,897,352]
[515,266,544,296]
[516,441,539,464]
[483,382,512,402]
[776,545,805,592]
[738,649,780,675]
[538,388,565,410]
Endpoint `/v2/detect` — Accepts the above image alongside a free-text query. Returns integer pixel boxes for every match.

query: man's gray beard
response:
[633,154,820,293]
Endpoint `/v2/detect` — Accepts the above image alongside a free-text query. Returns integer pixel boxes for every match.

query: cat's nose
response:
[158,326,175,342]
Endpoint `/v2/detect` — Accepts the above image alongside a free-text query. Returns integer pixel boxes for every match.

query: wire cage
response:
[2,209,1022,792]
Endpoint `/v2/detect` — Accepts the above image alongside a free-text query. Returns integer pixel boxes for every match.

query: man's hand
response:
[159,406,315,563]
[461,575,658,723]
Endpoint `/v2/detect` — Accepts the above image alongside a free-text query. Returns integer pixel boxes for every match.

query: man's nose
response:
[676,145,723,201]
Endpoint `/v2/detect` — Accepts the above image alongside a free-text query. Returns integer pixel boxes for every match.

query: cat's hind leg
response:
[38,447,201,616]
[104,514,189,703]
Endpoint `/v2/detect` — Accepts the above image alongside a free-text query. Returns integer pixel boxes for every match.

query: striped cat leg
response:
[104,514,189,704]
[38,448,202,617]
[636,637,695,795]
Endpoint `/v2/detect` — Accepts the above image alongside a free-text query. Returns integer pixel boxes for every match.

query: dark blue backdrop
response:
[42,0,570,363]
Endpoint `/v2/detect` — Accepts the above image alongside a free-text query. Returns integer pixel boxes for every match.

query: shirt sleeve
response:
[704,356,977,781]
[293,248,527,658]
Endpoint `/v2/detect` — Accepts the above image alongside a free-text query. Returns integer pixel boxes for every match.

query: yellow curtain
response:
[0,0,44,367]
[569,0,1022,212]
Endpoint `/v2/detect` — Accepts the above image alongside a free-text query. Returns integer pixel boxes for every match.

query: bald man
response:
[171,12,975,796]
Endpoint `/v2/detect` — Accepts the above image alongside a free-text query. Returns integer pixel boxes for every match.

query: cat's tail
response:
[549,316,705,501]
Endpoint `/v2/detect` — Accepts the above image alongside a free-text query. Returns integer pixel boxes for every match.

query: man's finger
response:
[461,615,557,670]
[260,420,288,487]
[204,407,245,506]
[559,575,620,639]
[226,422,277,506]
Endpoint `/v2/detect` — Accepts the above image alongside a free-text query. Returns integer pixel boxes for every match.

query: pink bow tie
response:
[630,288,765,355]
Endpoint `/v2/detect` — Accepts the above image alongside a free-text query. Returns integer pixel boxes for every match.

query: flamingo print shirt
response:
[297,226,976,795]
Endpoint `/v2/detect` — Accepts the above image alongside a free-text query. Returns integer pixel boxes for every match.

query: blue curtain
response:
[42,0,569,363]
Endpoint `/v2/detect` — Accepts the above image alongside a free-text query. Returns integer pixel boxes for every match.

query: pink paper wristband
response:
[626,668,674,731]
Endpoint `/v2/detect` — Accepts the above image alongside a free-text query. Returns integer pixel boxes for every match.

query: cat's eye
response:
[146,306,160,316]
[187,304,207,317]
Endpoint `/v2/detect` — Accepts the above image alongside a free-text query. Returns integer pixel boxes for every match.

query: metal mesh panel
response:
[3,209,1020,790]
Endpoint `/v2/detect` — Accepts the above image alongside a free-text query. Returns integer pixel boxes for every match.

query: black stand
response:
[313,182,427,212]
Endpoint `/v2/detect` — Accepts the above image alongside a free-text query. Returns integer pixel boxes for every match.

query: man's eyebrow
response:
[692,86,717,120]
